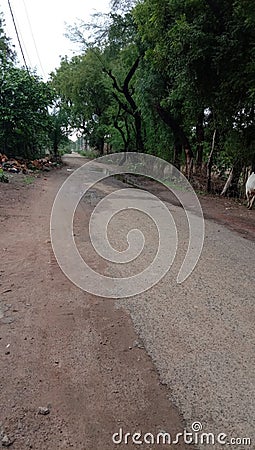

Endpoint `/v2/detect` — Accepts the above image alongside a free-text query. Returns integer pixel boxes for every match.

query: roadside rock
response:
[1,433,15,447]
[38,407,50,416]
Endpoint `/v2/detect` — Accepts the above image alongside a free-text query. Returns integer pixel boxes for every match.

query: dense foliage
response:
[50,0,255,194]
[1,1,255,195]
[0,14,69,158]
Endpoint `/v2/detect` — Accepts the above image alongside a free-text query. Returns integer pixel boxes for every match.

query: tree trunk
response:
[195,113,204,172]
[221,160,243,197]
[221,169,233,196]
[134,112,144,152]
[119,152,128,166]
[122,65,143,152]
[185,147,194,180]
[53,135,58,157]
[97,137,104,156]
[207,129,217,193]
[107,56,144,152]
[114,119,128,151]
[173,143,182,170]
[155,104,193,177]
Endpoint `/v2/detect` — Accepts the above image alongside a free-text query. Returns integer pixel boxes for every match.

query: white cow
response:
[246,172,255,210]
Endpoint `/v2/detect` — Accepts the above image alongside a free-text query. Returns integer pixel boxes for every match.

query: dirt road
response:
[0,156,254,449]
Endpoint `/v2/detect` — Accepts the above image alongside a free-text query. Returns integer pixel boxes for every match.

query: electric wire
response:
[14,18,33,67]
[7,0,30,72]
[22,0,46,78]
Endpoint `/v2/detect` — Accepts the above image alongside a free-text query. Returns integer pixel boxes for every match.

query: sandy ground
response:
[0,155,254,449]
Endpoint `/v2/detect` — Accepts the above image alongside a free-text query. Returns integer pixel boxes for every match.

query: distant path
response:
[64,151,85,157]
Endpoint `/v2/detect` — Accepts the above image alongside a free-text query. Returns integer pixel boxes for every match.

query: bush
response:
[79,150,99,159]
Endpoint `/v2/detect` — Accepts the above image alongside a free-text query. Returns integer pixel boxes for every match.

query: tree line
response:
[1,0,255,196]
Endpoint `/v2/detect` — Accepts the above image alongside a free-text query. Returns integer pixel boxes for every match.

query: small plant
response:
[0,168,9,183]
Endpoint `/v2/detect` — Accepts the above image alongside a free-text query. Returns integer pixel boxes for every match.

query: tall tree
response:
[66,10,145,152]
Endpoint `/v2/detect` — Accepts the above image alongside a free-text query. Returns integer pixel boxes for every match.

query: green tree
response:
[0,12,15,64]
[66,10,145,152]
[0,11,59,159]
[51,50,112,154]
[0,65,54,158]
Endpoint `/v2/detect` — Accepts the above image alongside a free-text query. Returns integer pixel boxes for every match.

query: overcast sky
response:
[0,0,110,79]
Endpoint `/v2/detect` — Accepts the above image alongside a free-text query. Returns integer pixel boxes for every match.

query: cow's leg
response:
[249,194,255,210]
[247,193,251,209]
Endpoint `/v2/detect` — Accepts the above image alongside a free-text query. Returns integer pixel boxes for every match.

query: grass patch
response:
[23,175,35,185]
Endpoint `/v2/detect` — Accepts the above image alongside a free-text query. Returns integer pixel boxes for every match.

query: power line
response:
[7,0,30,72]
[14,20,33,68]
[22,0,46,78]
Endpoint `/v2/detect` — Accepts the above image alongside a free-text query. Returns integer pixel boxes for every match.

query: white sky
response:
[0,0,110,79]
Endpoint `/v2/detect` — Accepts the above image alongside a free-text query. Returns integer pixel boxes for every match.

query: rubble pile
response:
[0,153,61,175]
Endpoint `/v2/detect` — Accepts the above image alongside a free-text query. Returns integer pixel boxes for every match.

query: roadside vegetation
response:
[0,14,71,160]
